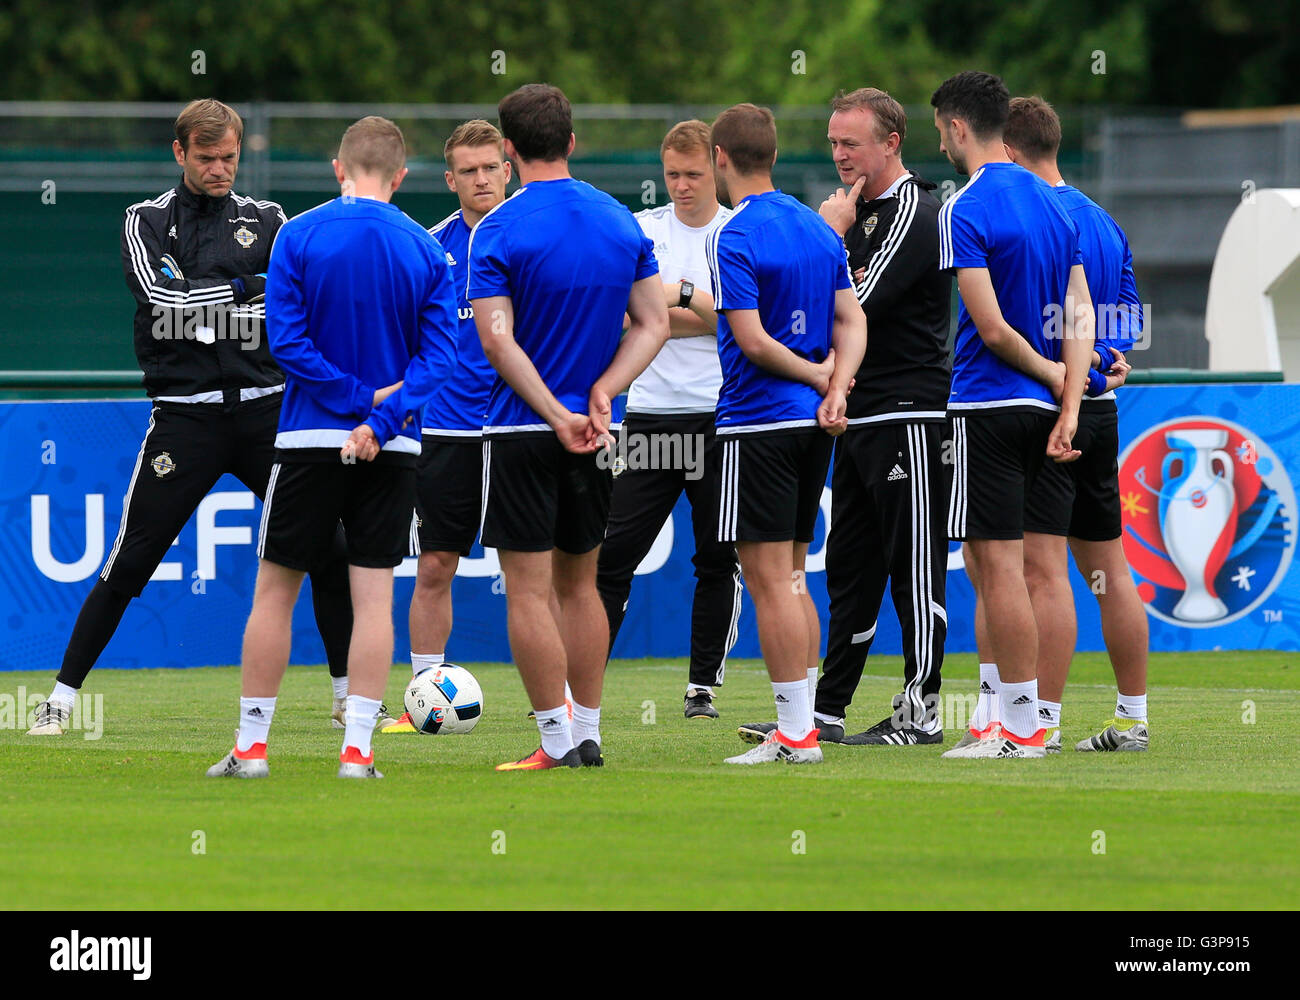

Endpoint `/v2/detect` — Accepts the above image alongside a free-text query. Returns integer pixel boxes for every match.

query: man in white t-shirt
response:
[596,119,741,720]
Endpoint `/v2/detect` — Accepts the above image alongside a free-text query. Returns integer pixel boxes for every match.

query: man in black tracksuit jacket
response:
[739,89,952,747]
[819,90,952,745]
[27,99,354,736]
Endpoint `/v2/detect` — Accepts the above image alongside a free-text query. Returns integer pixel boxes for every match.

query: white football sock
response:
[331,675,348,701]
[343,695,381,759]
[50,681,78,709]
[685,683,714,696]
[999,680,1040,742]
[412,652,444,677]
[1116,692,1147,723]
[773,680,812,742]
[806,667,818,717]
[814,712,845,727]
[571,701,601,746]
[972,662,1000,732]
[236,697,276,753]
[534,705,574,760]
[1038,699,1061,728]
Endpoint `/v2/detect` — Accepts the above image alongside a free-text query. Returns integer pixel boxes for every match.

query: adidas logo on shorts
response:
[887,464,908,482]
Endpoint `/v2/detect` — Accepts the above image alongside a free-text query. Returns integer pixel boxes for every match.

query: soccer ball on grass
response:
[404,664,484,734]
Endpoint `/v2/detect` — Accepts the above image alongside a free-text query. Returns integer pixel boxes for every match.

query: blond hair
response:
[661,120,712,158]
[338,116,407,180]
[444,119,504,165]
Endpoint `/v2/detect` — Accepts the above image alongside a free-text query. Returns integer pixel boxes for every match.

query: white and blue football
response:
[404,664,484,735]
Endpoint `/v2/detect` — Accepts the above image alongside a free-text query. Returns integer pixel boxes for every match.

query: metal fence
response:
[0,99,1108,200]
[4,100,1297,375]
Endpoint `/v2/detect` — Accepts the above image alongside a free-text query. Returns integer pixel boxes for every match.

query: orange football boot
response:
[495,746,582,771]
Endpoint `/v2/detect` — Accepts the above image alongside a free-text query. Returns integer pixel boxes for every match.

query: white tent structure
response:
[1206,188,1300,377]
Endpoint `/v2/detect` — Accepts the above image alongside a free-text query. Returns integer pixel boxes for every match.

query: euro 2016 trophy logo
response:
[1118,417,1296,627]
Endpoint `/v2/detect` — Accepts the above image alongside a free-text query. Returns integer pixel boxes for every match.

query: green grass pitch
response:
[2,651,1297,910]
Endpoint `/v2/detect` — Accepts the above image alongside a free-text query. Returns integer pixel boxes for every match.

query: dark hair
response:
[831,87,907,144]
[1004,96,1062,161]
[930,71,1010,141]
[497,84,572,162]
[711,103,777,176]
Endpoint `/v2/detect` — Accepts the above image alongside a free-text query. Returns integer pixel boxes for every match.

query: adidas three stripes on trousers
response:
[816,420,951,725]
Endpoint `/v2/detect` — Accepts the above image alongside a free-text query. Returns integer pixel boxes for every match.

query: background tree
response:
[1,0,1295,108]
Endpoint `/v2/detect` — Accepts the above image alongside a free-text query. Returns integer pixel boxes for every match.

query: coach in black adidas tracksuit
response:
[27,100,351,736]
[814,90,952,745]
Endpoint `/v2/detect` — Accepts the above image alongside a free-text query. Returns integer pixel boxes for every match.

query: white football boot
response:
[724,729,823,765]
[27,700,71,736]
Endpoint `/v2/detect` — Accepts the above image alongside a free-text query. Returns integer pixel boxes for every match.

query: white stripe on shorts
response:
[947,417,967,539]
[478,440,492,540]
[717,439,739,542]
[257,462,281,560]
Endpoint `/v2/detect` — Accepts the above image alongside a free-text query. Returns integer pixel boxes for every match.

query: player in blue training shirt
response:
[466,84,669,771]
[704,103,867,767]
[208,116,460,780]
[929,72,1096,760]
[381,120,513,736]
[1003,96,1149,755]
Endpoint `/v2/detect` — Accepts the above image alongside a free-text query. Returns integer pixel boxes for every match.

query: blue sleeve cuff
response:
[1085,367,1108,397]
[363,415,391,447]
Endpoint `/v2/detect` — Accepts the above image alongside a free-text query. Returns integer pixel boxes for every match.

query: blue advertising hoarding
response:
[1,383,1295,673]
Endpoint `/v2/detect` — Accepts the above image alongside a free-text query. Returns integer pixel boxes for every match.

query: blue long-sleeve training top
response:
[265,195,459,455]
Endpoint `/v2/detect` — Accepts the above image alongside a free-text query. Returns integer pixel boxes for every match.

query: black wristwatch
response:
[677,280,695,309]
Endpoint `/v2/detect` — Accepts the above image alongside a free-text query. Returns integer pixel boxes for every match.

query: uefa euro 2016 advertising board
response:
[1,383,1295,671]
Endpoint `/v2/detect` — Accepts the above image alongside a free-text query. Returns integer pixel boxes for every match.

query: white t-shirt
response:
[627,203,732,414]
